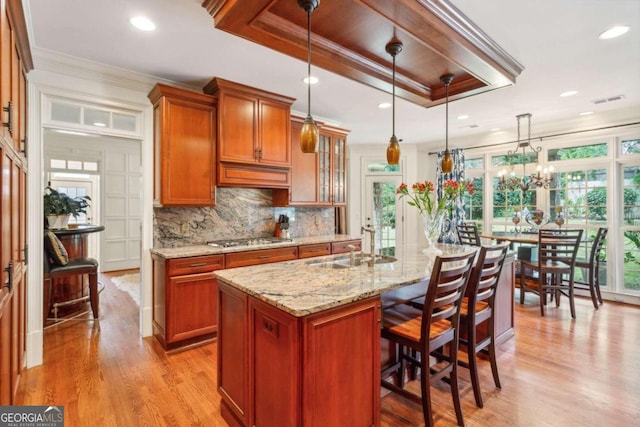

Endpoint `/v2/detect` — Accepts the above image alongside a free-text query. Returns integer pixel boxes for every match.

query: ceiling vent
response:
[592,95,625,104]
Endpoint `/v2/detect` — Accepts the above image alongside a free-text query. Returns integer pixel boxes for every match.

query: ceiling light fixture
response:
[378,102,391,109]
[298,0,320,153]
[579,111,594,116]
[456,114,468,120]
[385,37,403,165]
[560,90,578,97]
[598,25,630,40]
[302,76,318,84]
[497,113,553,191]
[440,73,455,174]
[130,16,156,32]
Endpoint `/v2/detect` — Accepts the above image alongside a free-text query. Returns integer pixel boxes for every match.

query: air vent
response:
[592,95,625,104]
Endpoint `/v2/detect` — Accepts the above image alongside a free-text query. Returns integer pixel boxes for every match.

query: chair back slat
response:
[421,250,477,341]
[538,229,583,266]
[457,222,481,246]
[466,242,510,313]
[589,227,608,264]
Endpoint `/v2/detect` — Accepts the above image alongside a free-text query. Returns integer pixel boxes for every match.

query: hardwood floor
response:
[16,272,640,426]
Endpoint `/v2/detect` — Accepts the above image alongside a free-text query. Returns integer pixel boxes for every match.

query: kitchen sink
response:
[306,255,397,269]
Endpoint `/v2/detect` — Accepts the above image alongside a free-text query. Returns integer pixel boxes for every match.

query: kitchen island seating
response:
[571,227,608,309]
[458,242,510,408]
[43,231,99,325]
[457,222,481,246]
[519,229,583,319]
[381,250,476,427]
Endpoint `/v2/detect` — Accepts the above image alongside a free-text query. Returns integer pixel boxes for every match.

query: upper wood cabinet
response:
[284,118,349,207]
[203,78,294,189]
[148,84,217,206]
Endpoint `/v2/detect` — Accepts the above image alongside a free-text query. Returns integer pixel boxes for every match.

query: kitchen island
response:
[214,243,510,427]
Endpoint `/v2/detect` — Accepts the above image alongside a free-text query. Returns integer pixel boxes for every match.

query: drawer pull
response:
[257,255,271,259]
[189,262,207,267]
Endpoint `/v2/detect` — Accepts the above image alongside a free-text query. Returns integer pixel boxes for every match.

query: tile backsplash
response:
[154,187,336,247]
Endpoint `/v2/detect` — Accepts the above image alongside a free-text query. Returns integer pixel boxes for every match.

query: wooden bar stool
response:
[43,231,100,325]
[571,227,608,309]
[457,222,481,246]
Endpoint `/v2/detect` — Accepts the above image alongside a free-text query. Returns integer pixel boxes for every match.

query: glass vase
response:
[421,210,445,255]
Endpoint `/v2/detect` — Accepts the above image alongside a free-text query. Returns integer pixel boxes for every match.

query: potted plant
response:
[43,186,91,229]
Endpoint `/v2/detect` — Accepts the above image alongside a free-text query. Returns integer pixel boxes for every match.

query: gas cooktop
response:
[206,237,292,248]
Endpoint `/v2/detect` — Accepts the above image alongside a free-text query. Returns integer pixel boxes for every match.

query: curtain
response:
[436,148,465,243]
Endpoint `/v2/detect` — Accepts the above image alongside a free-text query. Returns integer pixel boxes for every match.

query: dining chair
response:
[457,222,481,246]
[380,249,476,427]
[571,227,608,309]
[519,229,583,318]
[458,242,510,408]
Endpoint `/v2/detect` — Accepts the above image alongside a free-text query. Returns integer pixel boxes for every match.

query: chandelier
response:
[497,113,553,191]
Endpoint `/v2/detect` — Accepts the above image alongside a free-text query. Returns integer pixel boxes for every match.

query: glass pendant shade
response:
[300,115,319,153]
[441,149,453,173]
[387,136,400,165]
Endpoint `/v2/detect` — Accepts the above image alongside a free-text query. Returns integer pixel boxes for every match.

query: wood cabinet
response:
[152,254,224,350]
[0,0,30,405]
[331,239,362,254]
[218,281,380,427]
[203,78,294,189]
[148,84,217,206]
[225,247,298,269]
[283,118,349,207]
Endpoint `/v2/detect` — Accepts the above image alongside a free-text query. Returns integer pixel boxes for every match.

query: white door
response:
[363,175,404,256]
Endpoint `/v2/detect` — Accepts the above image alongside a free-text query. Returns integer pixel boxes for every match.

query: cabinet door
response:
[159,96,216,206]
[318,134,332,204]
[250,297,301,427]
[289,120,319,205]
[167,271,217,343]
[0,0,11,143]
[303,298,380,427]
[332,135,347,206]
[0,292,11,405]
[218,92,258,164]
[258,100,290,167]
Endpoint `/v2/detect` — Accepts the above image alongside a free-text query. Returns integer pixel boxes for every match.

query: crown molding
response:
[31,47,201,94]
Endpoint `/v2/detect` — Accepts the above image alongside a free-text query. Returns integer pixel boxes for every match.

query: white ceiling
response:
[24,0,640,149]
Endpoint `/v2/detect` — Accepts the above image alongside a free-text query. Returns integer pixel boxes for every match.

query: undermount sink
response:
[306,255,397,269]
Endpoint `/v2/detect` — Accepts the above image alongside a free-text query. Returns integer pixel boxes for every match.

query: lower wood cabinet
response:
[218,280,380,427]
[152,254,223,350]
[331,239,362,254]
[297,243,331,259]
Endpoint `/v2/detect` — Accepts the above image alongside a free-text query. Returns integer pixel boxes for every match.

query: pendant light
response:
[440,73,455,174]
[385,38,403,165]
[298,0,320,153]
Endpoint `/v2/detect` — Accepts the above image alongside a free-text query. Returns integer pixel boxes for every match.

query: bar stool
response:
[381,249,476,427]
[457,222,481,246]
[43,230,100,325]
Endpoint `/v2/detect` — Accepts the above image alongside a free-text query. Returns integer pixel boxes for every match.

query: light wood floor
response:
[16,272,640,426]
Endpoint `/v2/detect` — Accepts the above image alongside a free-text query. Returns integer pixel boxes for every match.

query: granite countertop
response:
[214,243,477,317]
[150,234,362,259]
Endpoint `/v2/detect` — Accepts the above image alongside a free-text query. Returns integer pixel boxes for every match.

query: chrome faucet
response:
[361,226,376,263]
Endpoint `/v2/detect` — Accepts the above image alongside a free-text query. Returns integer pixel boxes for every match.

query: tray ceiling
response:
[203,0,523,107]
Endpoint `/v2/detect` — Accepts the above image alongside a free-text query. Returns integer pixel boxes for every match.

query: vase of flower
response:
[422,210,446,255]
[396,179,474,255]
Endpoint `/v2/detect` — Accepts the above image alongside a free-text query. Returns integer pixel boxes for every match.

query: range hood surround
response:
[203,0,524,107]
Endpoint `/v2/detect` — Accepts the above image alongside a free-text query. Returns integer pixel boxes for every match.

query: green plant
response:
[43,186,91,218]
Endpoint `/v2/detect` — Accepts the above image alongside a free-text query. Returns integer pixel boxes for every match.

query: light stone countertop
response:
[150,234,362,259]
[214,243,477,317]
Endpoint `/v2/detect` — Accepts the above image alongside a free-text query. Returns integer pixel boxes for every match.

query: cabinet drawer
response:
[298,243,331,259]
[226,247,298,268]
[167,255,224,276]
[331,240,362,254]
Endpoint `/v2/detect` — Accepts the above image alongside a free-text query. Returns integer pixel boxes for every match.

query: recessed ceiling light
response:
[560,90,578,97]
[457,115,469,120]
[490,128,501,131]
[130,16,156,32]
[93,122,107,127]
[377,102,391,109]
[579,111,594,116]
[599,25,630,40]
[302,76,319,84]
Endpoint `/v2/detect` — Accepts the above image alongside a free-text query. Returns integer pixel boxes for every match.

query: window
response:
[548,143,607,161]
[622,165,640,292]
[492,177,537,232]
[621,138,640,155]
[462,176,483,232]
